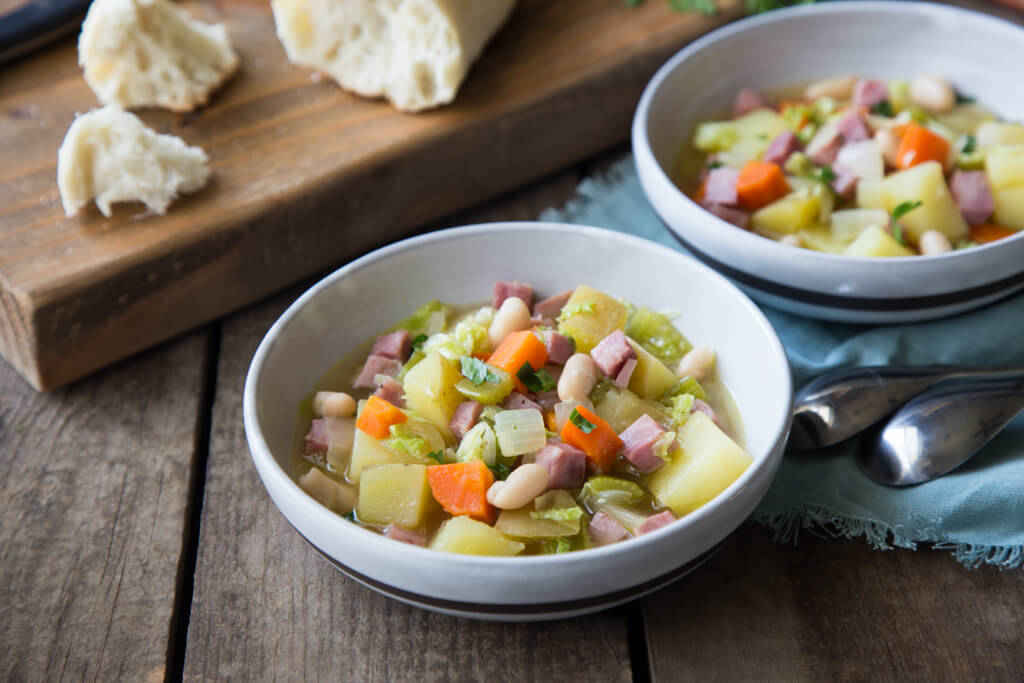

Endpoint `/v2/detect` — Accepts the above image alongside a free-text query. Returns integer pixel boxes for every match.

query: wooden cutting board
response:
[0,0,742,390]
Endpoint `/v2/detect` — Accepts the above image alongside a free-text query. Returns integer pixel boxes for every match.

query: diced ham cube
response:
[449,401,483,440]
[704,167,740,205]
[304,418,330,453]
[701,201,750,229]
[837,110,870,143]
[762,131,801,165]
[385,525,426,547]
[831,166,859,200]
[614,358,637,389]
[950,170,995,225]
[534,441,587,490]
[691,398,722,428]
[493,281,534,309]
[502,392,543,414]
[589,511,631,545]
[535,389,560,413]
[545,331,575,365]
[590,330,636,378]
[733,88,765,117]
[353,355,401,389]
[370,330,412,361]
[635,510,677,536]
[619,414,670,473]
[372,376,405,408]
[853,79,888,109]
[809,133,843,166]
[533,290,573,321]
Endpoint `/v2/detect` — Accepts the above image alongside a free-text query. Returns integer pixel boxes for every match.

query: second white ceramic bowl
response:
[244,222,791,620]
[633,1,1024,323]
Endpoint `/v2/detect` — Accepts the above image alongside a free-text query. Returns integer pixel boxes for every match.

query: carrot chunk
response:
[355,395,407,440]
[427,460,496,524]
[559,405,623,472]
[487,330,549,393]
[736,161,791,211]
[970,223,1018,244]
[896,123,951,169]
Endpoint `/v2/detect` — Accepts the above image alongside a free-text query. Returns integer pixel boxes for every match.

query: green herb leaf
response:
[426,450,445,465]
[892,200,923,221]
[870,100,894,117]
[488,462,511,480]
[517,363,557,393]
[955,90,976,105]
[961,135,977,155]
[892,223,906,247]
[706,160,725,170]
[410,334,428,351]
[530,507,584,522]
[569,408,596,434]
[344,511,356,522]
[460,356,499,386]
[815,165,838,184]
[668,0,717,15]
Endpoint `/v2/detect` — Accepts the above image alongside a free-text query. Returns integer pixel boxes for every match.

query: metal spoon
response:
[789,365,1024,452]
[857,377,1024,486]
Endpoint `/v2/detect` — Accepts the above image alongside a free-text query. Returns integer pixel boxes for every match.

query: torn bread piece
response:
[271,0,516,112]
[79,0,239,112]
[57,106,210,217]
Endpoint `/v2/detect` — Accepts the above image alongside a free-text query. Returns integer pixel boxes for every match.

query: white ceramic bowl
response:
[633,1,1024,323]
[244,222,791,620]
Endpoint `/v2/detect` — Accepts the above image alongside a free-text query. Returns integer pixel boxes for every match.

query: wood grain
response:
[0,0,743,390]
[0,329,209,680]
[183,172,635,681]
[643,524,1024,682]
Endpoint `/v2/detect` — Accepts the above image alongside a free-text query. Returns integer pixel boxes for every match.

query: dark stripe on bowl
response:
[663,223,1024,312]
[295,528,722,618]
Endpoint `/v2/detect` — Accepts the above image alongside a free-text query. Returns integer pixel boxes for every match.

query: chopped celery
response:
[579,476,645,510]
[392,300,451,338]
[784,152,814,177]
[601,503,649,533]
[531,507,583,522]
[493,409,547,456]
[494,507,580,539]
[396,350,425,381]
[693,121,738,152]
[535,490,579,511]
[479,404,502,424]
[589,379,615,405]
[455,422,497,466]
[625,307,692,366]
[455,364,513,404]
[663,375,707,402]
[665,393,695,427]
[888,80,911,113]
[385,419,446,462]
[540,537,574,555]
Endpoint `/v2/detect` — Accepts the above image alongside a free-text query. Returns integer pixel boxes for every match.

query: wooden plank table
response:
[2,149,1022,682]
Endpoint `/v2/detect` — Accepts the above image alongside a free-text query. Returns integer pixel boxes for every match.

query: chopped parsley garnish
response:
[426,450,445,465]
[870,100,894,117]
[756,133,769,141]
[460,356,499,386]
[568,408,596,434]
[892,223,906,247]
[344,511,356,522]
[961,135,977,155]
[557,301,596,323]
[955,90,976,105]
[410,334,428,351]
[815,165,838,184]
[517,362,556,393]
[892,200,923,221]
[706,160,725,170]
[488,462,511,480]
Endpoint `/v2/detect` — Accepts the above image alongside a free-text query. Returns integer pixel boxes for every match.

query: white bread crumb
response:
[271,0,516,112]
[79,0,239,112]
[57,106,210,217]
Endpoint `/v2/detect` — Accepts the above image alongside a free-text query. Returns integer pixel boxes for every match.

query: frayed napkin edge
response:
[752,505,1023,570]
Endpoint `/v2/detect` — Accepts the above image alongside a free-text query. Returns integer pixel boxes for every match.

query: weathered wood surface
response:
[643,524,1024,682]
[0,330,209,681]
[0,0,744,391]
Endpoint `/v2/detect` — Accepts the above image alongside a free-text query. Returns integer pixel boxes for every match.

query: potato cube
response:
[402,351,463,438]
[751,191,821,236]
[881,162,968,244]
[557,285,628,354]
[356,464,436,528]
[993,188,1024,231]
[648,412,753,516]
[626,338,678,400]
[986,146,1024,230]
[842,225,915,258]
[430,516,525,556]
[856,179,887,210]
[594,385,671,433]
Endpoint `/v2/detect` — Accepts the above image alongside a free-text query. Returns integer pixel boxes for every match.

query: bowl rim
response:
[243,221,793,569]
[631,0,1024,268]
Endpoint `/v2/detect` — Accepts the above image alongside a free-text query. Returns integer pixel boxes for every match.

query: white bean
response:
[874,128,901,167]
[804,75,858,101]
[677,345,715,382]
[919,230,952,256]
[910,75,955,113]
[557,353,598,401]
[486,463,550,510]
[488,297,531,348]
[778,234,802,248]
[313,391,356,418]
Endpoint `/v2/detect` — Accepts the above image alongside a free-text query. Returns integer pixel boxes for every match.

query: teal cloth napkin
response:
[538,155,1024,569]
